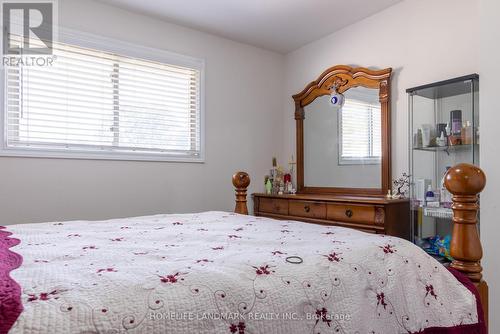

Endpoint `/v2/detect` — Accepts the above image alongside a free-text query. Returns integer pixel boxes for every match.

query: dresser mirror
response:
[293,65,392,196]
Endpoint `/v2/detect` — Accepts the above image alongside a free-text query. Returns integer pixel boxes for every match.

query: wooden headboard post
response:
[232,172,250,215]
[444,163,488,323]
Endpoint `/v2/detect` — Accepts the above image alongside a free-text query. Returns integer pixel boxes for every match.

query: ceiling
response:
[97,0,403,53]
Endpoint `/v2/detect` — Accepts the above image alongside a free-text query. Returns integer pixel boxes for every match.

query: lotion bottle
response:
[425,185,435,205]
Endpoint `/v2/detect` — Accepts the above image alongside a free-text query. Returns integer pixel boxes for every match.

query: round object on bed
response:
[285,256,303,264]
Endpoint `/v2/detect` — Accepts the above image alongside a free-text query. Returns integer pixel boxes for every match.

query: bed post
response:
[444,163,488,324]
[232,171,250,215]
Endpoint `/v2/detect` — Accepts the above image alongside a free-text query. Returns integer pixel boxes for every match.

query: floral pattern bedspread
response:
[6,211,479,333]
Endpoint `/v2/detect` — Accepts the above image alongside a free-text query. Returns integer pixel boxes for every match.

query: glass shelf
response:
[413,144,476,152]
[411,206,453,219]
[407,74,479,255]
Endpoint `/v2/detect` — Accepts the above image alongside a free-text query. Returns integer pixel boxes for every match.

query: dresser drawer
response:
[327,203,377,224]
[252,193,408,239]
[258,198,289,215]
[289,201,327,219]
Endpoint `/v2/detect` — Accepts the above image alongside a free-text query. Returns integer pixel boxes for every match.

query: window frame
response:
[0,28,205,163]
[337,99,382,166]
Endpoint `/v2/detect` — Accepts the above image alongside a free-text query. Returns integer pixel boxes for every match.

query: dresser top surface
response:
[252,193,409,205]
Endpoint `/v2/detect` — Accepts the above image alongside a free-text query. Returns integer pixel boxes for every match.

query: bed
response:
[0,164,488,334]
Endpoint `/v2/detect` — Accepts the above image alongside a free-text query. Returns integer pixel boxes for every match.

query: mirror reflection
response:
[304,86,382,188]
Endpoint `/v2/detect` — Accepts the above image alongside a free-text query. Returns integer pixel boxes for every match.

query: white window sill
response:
[338,158,381,166]
[0,147,205,163]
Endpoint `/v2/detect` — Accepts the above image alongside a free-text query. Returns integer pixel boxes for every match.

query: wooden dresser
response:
[253,193,410,239]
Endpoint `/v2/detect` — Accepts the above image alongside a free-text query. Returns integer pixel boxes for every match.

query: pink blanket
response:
[0,227,23,334]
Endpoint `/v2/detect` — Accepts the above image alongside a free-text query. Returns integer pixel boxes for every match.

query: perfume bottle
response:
[461,121,472,145]
[449,110,463,146]
[450,110,462,135]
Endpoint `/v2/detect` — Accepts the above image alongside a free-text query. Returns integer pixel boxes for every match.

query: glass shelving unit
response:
[407,74,479,264]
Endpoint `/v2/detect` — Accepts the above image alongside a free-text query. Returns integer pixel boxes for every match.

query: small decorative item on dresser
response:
[392,173,410,198]
[288,155,296,179]
[286,155,297,194]
[266,177,273,195]
[267,156,298,195]
[284,173,291,185]
[273,166,284,194]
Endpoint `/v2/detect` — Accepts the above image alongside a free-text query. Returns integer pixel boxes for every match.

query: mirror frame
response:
[293,65,392,196]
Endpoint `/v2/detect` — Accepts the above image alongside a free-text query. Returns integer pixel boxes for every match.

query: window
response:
[338,99,381,164]
[2,33,204,162]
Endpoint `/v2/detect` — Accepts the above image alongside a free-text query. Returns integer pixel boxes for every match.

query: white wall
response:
[479,0,500,331]
[0,0,284,224]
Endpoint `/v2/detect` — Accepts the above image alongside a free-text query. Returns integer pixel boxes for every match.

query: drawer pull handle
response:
[345,209,353,218]
[304,205,311,213]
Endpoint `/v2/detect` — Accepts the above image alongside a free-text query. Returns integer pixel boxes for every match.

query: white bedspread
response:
[8,211,478,333]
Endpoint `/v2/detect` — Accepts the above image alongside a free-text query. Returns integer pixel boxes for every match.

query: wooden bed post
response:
[232,171,250,215]
[444,163,488,323]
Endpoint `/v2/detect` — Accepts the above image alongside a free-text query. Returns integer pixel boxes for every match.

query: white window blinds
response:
[339,99,381,163]
[5,37,202,161]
